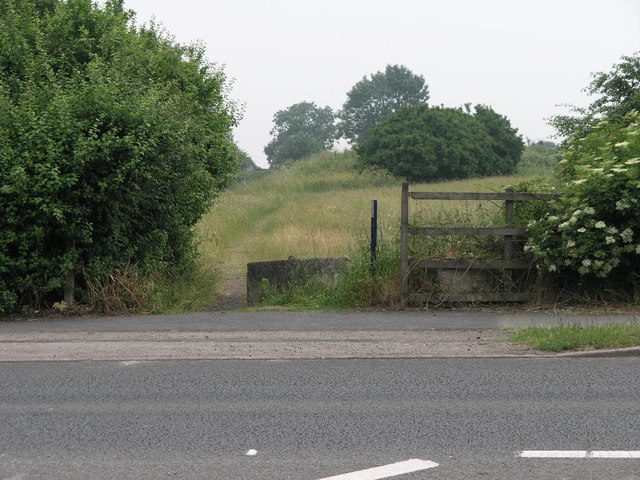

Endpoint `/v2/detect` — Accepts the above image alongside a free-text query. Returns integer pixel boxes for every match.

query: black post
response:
[370,200,378,272]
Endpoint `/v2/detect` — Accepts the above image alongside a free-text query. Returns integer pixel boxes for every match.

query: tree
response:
[550,52,640,138]
[264,101,336,167]
[473,104,524,174]
[232,144,259,171]
[340,64,429,144]
[356,105,501,182]
[0,0,238,312]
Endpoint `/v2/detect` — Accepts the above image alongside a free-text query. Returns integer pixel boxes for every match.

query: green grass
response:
[199,150,542,277]
[180,149,550,310]
[509,323,640,352]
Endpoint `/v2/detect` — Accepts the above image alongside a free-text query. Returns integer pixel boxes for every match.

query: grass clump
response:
[256,239,402,310]
[509,323,640,352]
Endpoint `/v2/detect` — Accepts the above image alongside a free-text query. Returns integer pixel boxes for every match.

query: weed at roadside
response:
[508,323,640,352]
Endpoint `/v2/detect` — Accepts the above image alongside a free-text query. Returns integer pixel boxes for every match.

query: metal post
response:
[370,200,378,272]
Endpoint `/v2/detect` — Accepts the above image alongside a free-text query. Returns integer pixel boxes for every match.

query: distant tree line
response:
[264,64,523,182]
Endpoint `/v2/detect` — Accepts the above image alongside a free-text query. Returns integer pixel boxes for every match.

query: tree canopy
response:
[0,0,238,312]
[356,105,522,182]
[550,52,640,139]
[340,64,429,144]
[264,101,336,167]
[473,104,524,174]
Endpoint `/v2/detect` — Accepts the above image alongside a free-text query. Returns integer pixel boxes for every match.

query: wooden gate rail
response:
[400,183,561,303]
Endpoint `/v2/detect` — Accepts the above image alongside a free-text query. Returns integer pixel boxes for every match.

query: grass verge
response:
[508,323,640,352]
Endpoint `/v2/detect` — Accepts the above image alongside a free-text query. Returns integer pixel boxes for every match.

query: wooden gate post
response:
[400,183,409,300]
[504,188,514,292]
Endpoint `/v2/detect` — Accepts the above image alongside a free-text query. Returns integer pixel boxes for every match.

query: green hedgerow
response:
[525,110,640,283]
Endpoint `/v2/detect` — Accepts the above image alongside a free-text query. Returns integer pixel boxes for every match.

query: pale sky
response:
[123,0,640,168]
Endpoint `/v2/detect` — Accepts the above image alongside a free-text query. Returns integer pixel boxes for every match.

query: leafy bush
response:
[525,111,640,289]
[356,105,522,182]
[0,0,237,313]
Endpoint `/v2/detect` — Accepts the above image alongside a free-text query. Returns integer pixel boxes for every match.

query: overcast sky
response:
[123,0,640,168]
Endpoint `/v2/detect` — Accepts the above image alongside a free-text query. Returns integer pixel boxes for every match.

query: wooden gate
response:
[400,183,560,303]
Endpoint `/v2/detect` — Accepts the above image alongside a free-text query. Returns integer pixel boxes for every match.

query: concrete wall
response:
[246,257,348,306]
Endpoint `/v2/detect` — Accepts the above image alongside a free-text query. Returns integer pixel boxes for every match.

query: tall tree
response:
[264,101,336,167]
[340,64,429,144]
[550,52,640,138]
[473,104,524,174]
[0,0,238,312]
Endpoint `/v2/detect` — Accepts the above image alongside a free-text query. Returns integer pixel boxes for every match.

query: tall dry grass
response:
[198,150,540,284]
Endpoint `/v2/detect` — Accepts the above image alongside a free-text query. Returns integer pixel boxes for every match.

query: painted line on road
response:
[520,450,640,459]
[520,451,587,458]
[590,451,640,459]
[316,458,438,480]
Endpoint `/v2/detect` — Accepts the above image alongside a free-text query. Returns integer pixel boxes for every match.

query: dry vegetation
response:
[198,151,539,293]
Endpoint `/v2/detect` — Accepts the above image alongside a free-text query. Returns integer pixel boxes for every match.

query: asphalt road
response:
[2,357,640,479]
[3,310,639,333]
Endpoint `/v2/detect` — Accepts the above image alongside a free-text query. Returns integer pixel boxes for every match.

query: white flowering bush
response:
[525,111,640,282]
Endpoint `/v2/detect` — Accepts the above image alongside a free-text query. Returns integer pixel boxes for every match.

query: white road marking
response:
[317,458,439,480]
[590,451,640,458]
[520,450,640,459]
[245,449,257,456]
[520,451,587,458]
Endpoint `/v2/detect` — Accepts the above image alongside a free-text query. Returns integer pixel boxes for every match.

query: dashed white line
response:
[590,451,640,459]
[316,458,439,480]
[520,450,640,459]
[520,451,587,458]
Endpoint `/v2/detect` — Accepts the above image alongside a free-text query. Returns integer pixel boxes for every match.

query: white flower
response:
[548,215,559,222]
[582,259,592,267]
[595,221,606,229]
[548,264,557,272]
[559,159,568,164]
[591,168,604,173]
[578,227,586,233]
[584,207,595,215]
[573,179,587,185]
[612,168,628,173]
[616,200,629,210]
[606,236,616,244]
[621,228,634,243]
[625,158,640,165]
[607,227,618,234]
[615,141,630,148]
[636,245,640,254]
[566,240,576,248]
